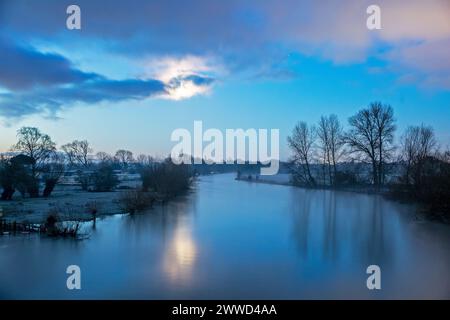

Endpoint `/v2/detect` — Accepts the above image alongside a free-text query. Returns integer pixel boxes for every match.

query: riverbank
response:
[0,176,196,227]
[236,173,388,195]
[0,185,128,224]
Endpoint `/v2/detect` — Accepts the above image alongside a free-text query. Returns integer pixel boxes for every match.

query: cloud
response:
[3,1,449,52]
[163,75,214,101]
[0,39,98,90]
[141,55,220,100]
[0,42,221,118]
[378,0,450,41]
[0,78,167,119]
[0,41,167,119]
[59,78,166,102]
[1,0,450,96]
[384,39,450,90]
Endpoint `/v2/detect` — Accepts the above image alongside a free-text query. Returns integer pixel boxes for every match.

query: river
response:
[0,173,449,299]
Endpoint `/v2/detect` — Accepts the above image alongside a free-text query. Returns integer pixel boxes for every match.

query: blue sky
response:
[0,0,449,159]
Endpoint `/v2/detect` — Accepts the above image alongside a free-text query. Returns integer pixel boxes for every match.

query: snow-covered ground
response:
[0,174,142,224]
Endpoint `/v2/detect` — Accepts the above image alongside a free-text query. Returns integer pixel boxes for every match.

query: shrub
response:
[139,158,192,197]
[390,155,450,220]
[90,164,119,192]
[334,171,359,186]
[118,190,155,214]
[45,207,82,237]
[76,170,91,191]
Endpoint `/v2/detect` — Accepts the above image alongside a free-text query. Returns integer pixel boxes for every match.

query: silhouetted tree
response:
[90,163,119,192]
[345,102,395,187]
[41,153,65,197]
[115,149,134,170]
[0,157,17,200]
[96,151,112,163]
[288,121,316,186]
[0,155,35,200]
[61,140,92,167]
[62,140,93,190]
[136,154,153,166]
[139,158,192,197]
[372,102,396,184]
[328,114,344,184]
[12,127,56,197]
[317,116,332,185]
[400,124,437,186]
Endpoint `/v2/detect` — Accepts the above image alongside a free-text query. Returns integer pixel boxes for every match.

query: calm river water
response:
[0,173,449,299]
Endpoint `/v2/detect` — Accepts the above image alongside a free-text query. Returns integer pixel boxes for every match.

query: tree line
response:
[0,127,180,200]
[288,101,450,219]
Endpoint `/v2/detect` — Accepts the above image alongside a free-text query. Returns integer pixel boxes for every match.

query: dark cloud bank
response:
[0,40,213,119]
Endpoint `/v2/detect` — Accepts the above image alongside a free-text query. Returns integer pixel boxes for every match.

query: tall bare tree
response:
[288,121,316,186]
[61,140,93,190]
[136,154,153,166]
[96,151,112,163]
[12,127,56,177]
[41,153,65,197]
[328,114,344,184]
[115,149,134,169]
[371,102,396,184]
[12,127,56,197]
[317,115,344,186]
[61,140,92,167]
[317,116,332,185]
[400,124,437,185]
[346,102,395,186]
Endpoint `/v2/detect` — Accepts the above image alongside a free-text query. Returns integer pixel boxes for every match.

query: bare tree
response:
[96,151,112,163]
[400,124,437,185]
[288,121,316,186]
[400,126,419,185]
[372,102,396,184]
[345,102,395,186]
[328,114,344,184]
[12,127,56,177]
[41,153,65,197]
[0,155,33,200]
[12,127,56,197]
[115,149,134,169]
[317,116,332,185]
[62,140,93,191]
[136,154,153,166]
[317,114,344,186]
[346,107,378,185]
[61,140,92,167]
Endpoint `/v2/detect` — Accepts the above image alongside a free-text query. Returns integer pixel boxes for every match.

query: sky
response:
[0,0,449,160]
